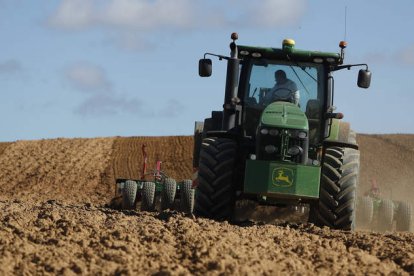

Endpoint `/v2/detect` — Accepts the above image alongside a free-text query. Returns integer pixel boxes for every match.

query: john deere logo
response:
[272,167,294,187]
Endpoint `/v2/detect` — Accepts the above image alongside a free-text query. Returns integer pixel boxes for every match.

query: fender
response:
[325,119,358,149]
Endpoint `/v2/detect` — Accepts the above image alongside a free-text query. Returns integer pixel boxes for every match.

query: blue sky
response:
[1,0,413,142]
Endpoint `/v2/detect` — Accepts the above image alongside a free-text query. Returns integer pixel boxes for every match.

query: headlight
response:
[264,145,277,153]
[288,129,297,136]
[298,131,307,139]
[269,129,279,136]
[260,128,269,135]
[287,146,303,156]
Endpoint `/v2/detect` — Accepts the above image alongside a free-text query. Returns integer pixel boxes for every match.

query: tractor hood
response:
[260,102,308,130]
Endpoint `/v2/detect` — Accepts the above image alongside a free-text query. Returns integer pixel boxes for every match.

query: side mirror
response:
[357,69,371,89]
[199,59,212,77]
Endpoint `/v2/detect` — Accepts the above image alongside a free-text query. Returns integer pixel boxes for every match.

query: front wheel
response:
[356,196,374,229]
[396,201,412,232]
[194,137,237,220]
[161,178,177,210]
[180,179,195,214]
[309,147,360,230]
[376,199,394,232]
[122,180,138,210]
[141,182,156,211]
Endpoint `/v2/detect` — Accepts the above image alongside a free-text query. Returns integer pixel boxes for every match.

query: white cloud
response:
[64,61,185,117]
[0,59,23,75]
[74,94,145,116]
[110,32,157,52]
[362,53,389,65]
[247,0,306,27]
[398,44,414,65]
[48,0,95,30]
[48,0,305,31]
[65,62,112,93]
[48,0,194,31]
[159,99,185,117]
[101,0,193,30]
[47,0,306,52]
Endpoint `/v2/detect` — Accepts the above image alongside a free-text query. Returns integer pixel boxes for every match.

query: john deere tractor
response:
[193,33,371,230]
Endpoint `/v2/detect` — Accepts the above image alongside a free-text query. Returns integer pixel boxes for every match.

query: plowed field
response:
[0,134,413,275]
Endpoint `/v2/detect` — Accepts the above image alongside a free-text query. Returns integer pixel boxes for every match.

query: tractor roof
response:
[237,39,342,65]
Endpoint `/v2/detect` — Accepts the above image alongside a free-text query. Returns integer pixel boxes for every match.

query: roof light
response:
[282,39,295,52]
[240,50,249,56]
[313,58,324,63]
[251,52,262,58]
[283,39,295,47]
[231,32,238,41]
[339,41,347,49]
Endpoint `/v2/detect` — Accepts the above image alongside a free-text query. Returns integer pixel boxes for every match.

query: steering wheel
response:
[262,87,295,105]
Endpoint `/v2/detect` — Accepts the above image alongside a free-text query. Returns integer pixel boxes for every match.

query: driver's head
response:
[275,70,287,83]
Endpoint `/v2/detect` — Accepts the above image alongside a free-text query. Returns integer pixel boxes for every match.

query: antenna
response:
[344,6,347,41]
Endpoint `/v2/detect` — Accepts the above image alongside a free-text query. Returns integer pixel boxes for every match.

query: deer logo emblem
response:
[272,167,294,187]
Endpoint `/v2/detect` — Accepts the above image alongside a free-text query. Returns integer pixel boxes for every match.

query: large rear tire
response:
[396,201,412,232]
[141,182,156,211]
[356,196,374,229]
[309,147,360,230]
[161,178,177,210]
[180,179,194,214]
[376,199,394,232]
[121,180,138,210]
[194,137,237,220]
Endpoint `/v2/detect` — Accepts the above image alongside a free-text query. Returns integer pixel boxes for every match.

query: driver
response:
[264,70,300,105]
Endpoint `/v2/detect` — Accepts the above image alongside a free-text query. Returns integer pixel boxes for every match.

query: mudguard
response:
[325,119,358,149]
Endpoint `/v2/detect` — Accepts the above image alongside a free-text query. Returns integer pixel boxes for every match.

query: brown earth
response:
[357,134,414,203]
[0,134,413,275]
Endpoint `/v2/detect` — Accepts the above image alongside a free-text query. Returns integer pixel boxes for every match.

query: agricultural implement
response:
[193,33,372,230]
[115,145,195,213]
[356,180,413,232]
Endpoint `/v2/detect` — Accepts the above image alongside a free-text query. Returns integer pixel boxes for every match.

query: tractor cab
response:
[199,35,371,164]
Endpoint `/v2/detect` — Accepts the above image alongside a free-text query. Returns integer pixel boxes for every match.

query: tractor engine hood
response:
[260,102,308,130]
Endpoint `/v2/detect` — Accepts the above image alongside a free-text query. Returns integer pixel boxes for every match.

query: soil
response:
[0,134,413,275]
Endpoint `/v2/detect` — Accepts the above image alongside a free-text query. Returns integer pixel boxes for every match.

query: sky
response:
[1,0,414,142]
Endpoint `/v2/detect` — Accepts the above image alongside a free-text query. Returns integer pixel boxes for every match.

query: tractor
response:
[115,145,195,214]
[193,33,372,230]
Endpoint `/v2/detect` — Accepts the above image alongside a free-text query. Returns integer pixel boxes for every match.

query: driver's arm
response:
[290,82,300,105]
[292,90,300,105]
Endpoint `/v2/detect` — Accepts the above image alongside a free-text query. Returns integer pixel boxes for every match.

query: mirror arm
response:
[333,63,369,72]
[203,53,232,61]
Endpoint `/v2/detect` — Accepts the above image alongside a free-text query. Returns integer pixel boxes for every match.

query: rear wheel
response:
[309,147,360,230]
[161,178,177,210]
[122,180,137,210]
[194,137,237,220]
[141,182,156,211]
[356,196,374,229]
[180,179,194,214]
[396,201,412,232]
[376,199,394,232]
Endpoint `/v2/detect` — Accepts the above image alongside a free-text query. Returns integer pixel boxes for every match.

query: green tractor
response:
[193,33,372,230]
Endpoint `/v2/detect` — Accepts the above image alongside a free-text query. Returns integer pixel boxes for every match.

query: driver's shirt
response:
[269,79,300,105]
